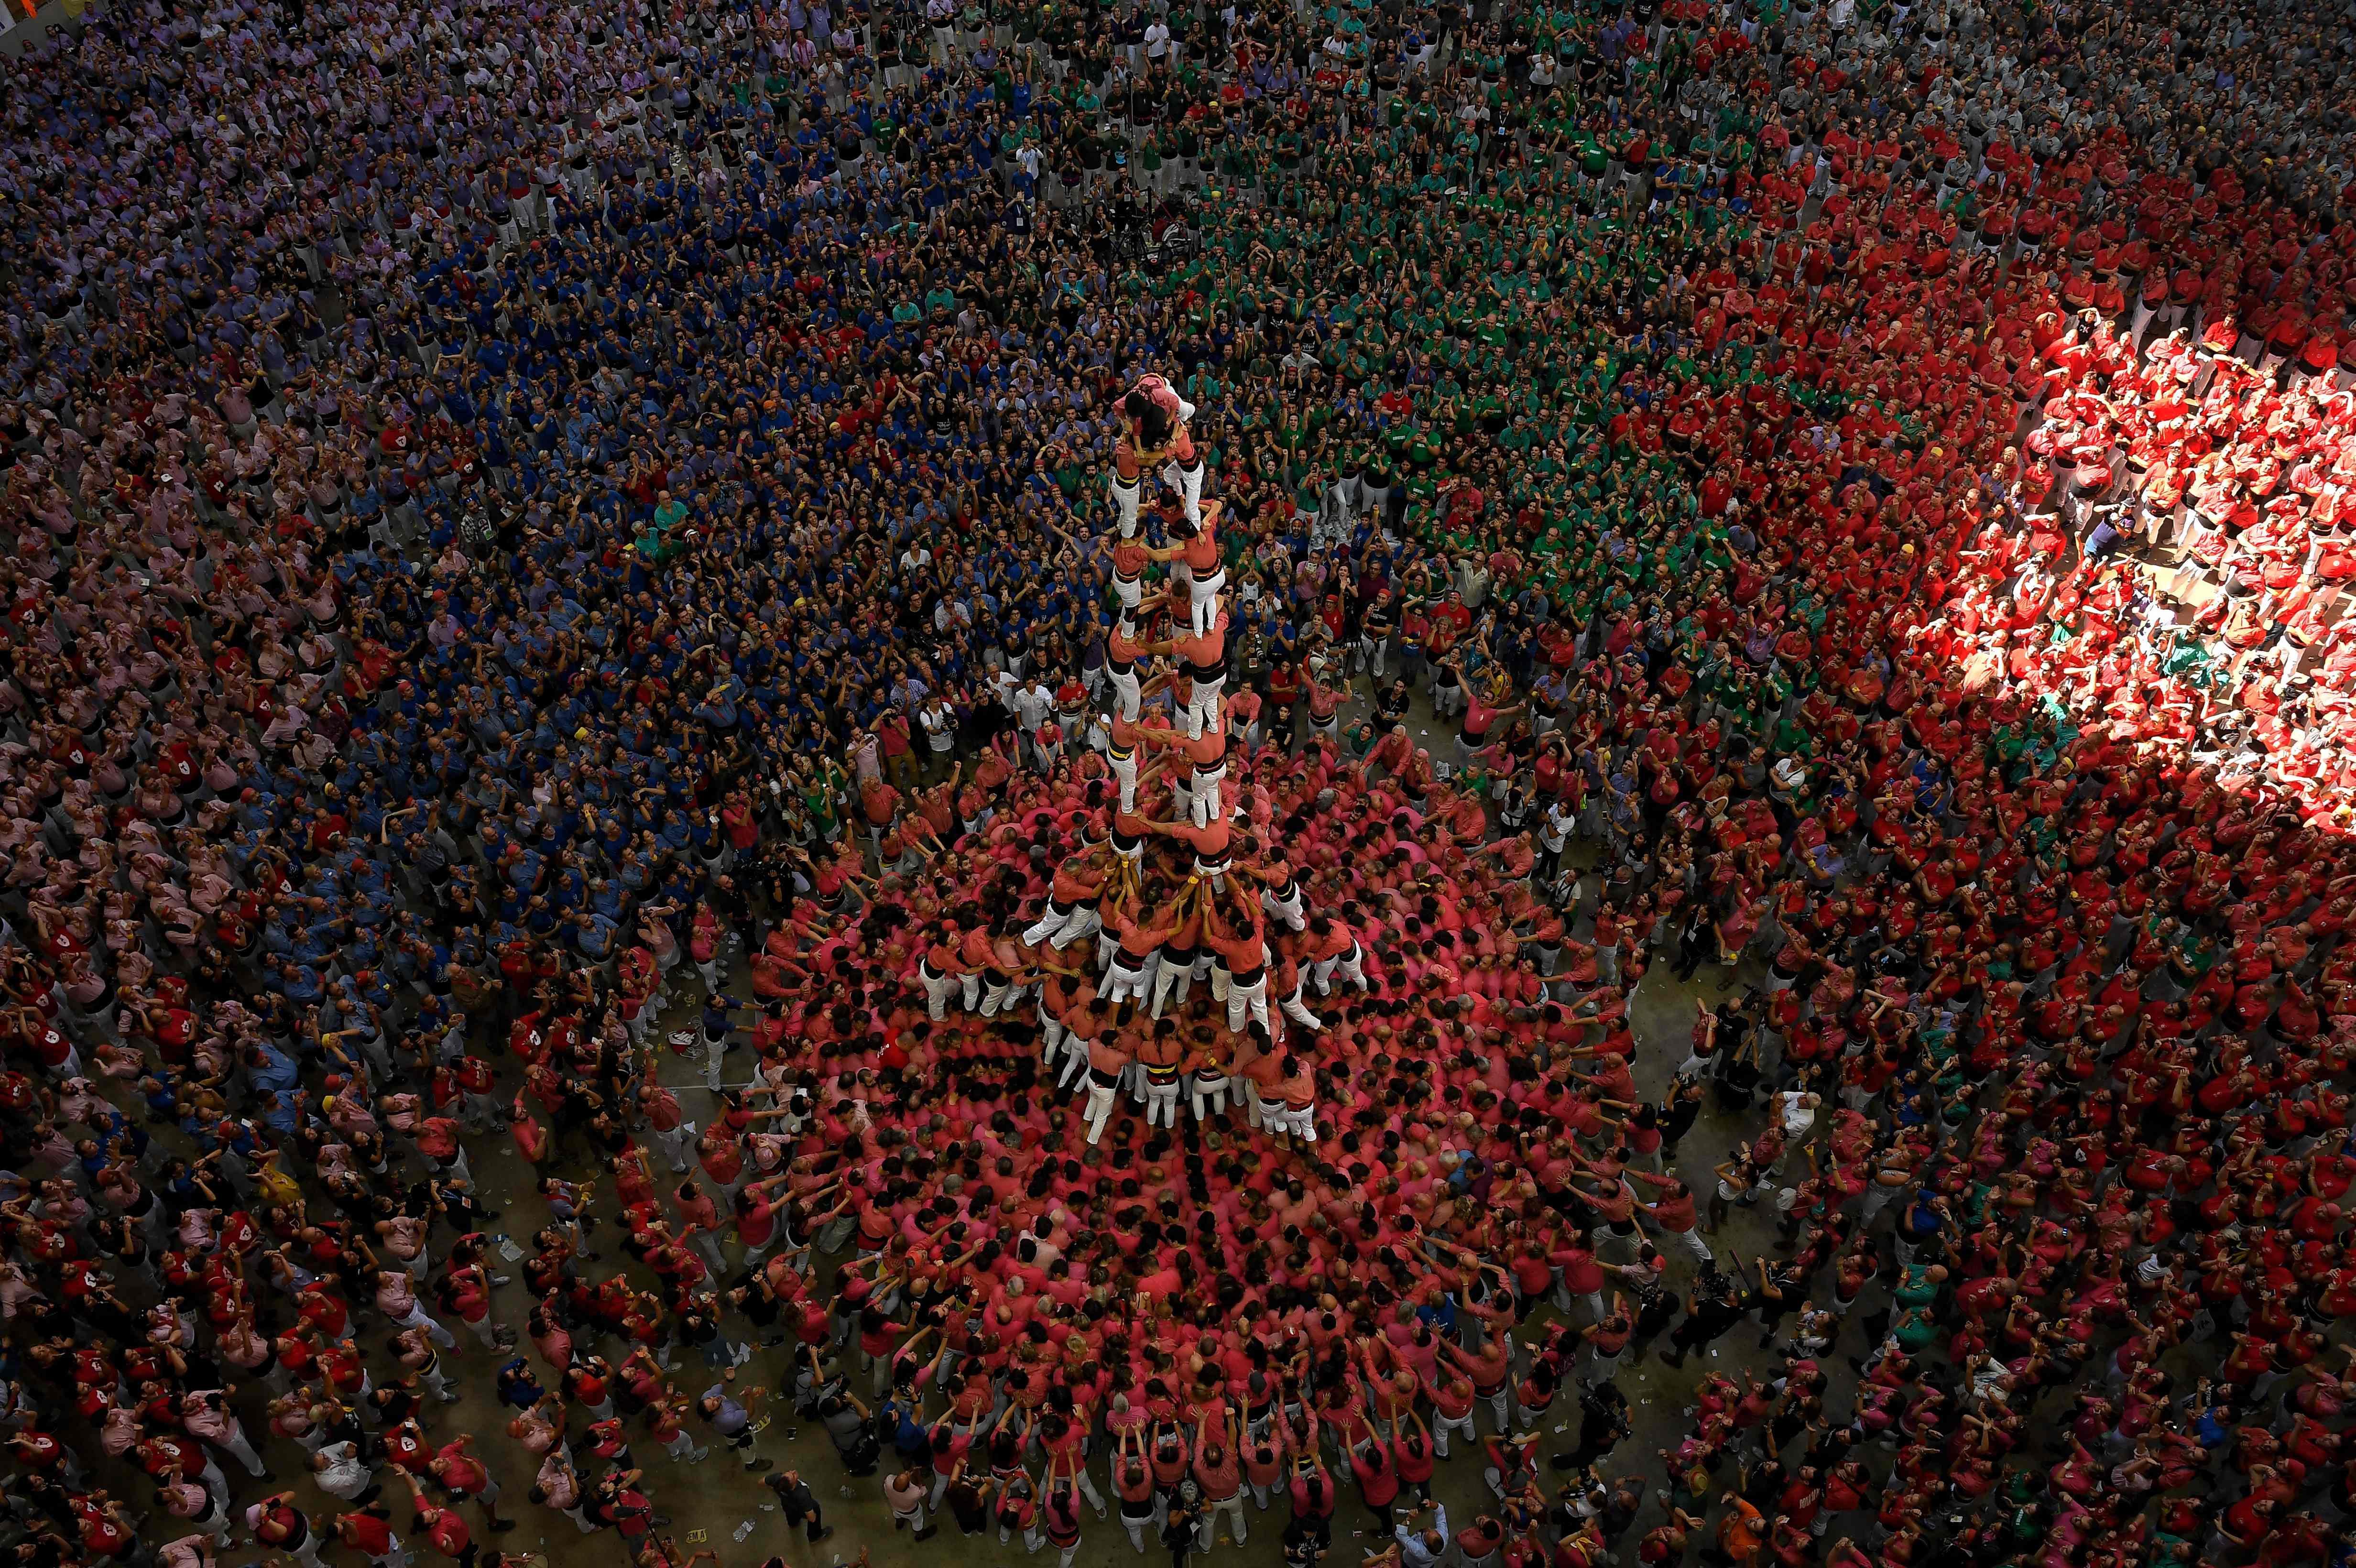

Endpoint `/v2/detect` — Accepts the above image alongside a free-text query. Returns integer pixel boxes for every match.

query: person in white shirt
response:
[310,1441,375,1503]
[1774,1092,1821,1169]
[1538,798,1576,889]
[1143,17,1171,60]
[983,669,1019,723]
[918,697,957,762]
[1010,678,1054,767]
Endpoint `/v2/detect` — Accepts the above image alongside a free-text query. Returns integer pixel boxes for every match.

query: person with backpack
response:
[817,1387,880,1476]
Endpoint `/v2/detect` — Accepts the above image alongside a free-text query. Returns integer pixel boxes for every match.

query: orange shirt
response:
[1719,1498,1766,1563]
[1162,817,1232,858]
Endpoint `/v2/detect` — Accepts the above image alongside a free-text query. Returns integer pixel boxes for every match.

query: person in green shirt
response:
[635,493,691,566]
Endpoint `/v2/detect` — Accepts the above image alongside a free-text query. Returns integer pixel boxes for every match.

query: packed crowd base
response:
[10,0,2356,1565]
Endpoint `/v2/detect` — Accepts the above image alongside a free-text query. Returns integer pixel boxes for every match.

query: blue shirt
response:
[1396,1505,1448,1568]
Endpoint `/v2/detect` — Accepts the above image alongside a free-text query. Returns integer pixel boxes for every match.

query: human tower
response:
[988,375,1363,1147]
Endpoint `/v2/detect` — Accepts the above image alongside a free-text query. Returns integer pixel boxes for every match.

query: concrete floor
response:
[199,686,1806,1568]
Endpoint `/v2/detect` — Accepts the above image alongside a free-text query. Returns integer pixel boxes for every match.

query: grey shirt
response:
[702,1385,750,1436]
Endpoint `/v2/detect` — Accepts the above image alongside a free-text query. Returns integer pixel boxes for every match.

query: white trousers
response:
[1184,677,1225,737]
[1189,766,1225,826]
[1052,904,1098,950]
[1226,973,1270,1034]
[1104,958,1154,1007]
[1186,569,1227,636]
[1110,666,1142,722]
[921,965,960,1020]
[1110,746,1138,812]
[1084,1081,1119,1143]
[1149,956,1195,1018]
[1022,902,1074,947]
[1143,1077,1182,1127]
[1311,944,1367,992]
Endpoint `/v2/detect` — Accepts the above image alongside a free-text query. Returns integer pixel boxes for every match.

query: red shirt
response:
[435,1445,489,1496]
[418,1506,470,1558]
[341,1513,393,1556]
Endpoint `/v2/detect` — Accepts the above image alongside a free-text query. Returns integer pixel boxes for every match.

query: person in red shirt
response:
[247,1492,325,1568]
[75,1493,141,1563]
[1345,1419,1402,1523]
[428,1437,516,1535]
[1628,1168,1713,1266]
[402,1471,479,1568]
[336,1504,404,1568]
[296,1283,351,1344]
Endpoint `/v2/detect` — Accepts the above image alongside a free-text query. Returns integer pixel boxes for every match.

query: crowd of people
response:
[7,0,2356,1566]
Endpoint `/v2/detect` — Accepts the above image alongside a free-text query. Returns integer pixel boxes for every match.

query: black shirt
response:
[766,1474,819,1515]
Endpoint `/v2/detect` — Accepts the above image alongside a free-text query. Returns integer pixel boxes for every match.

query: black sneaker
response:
[746,1459,773,1474]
